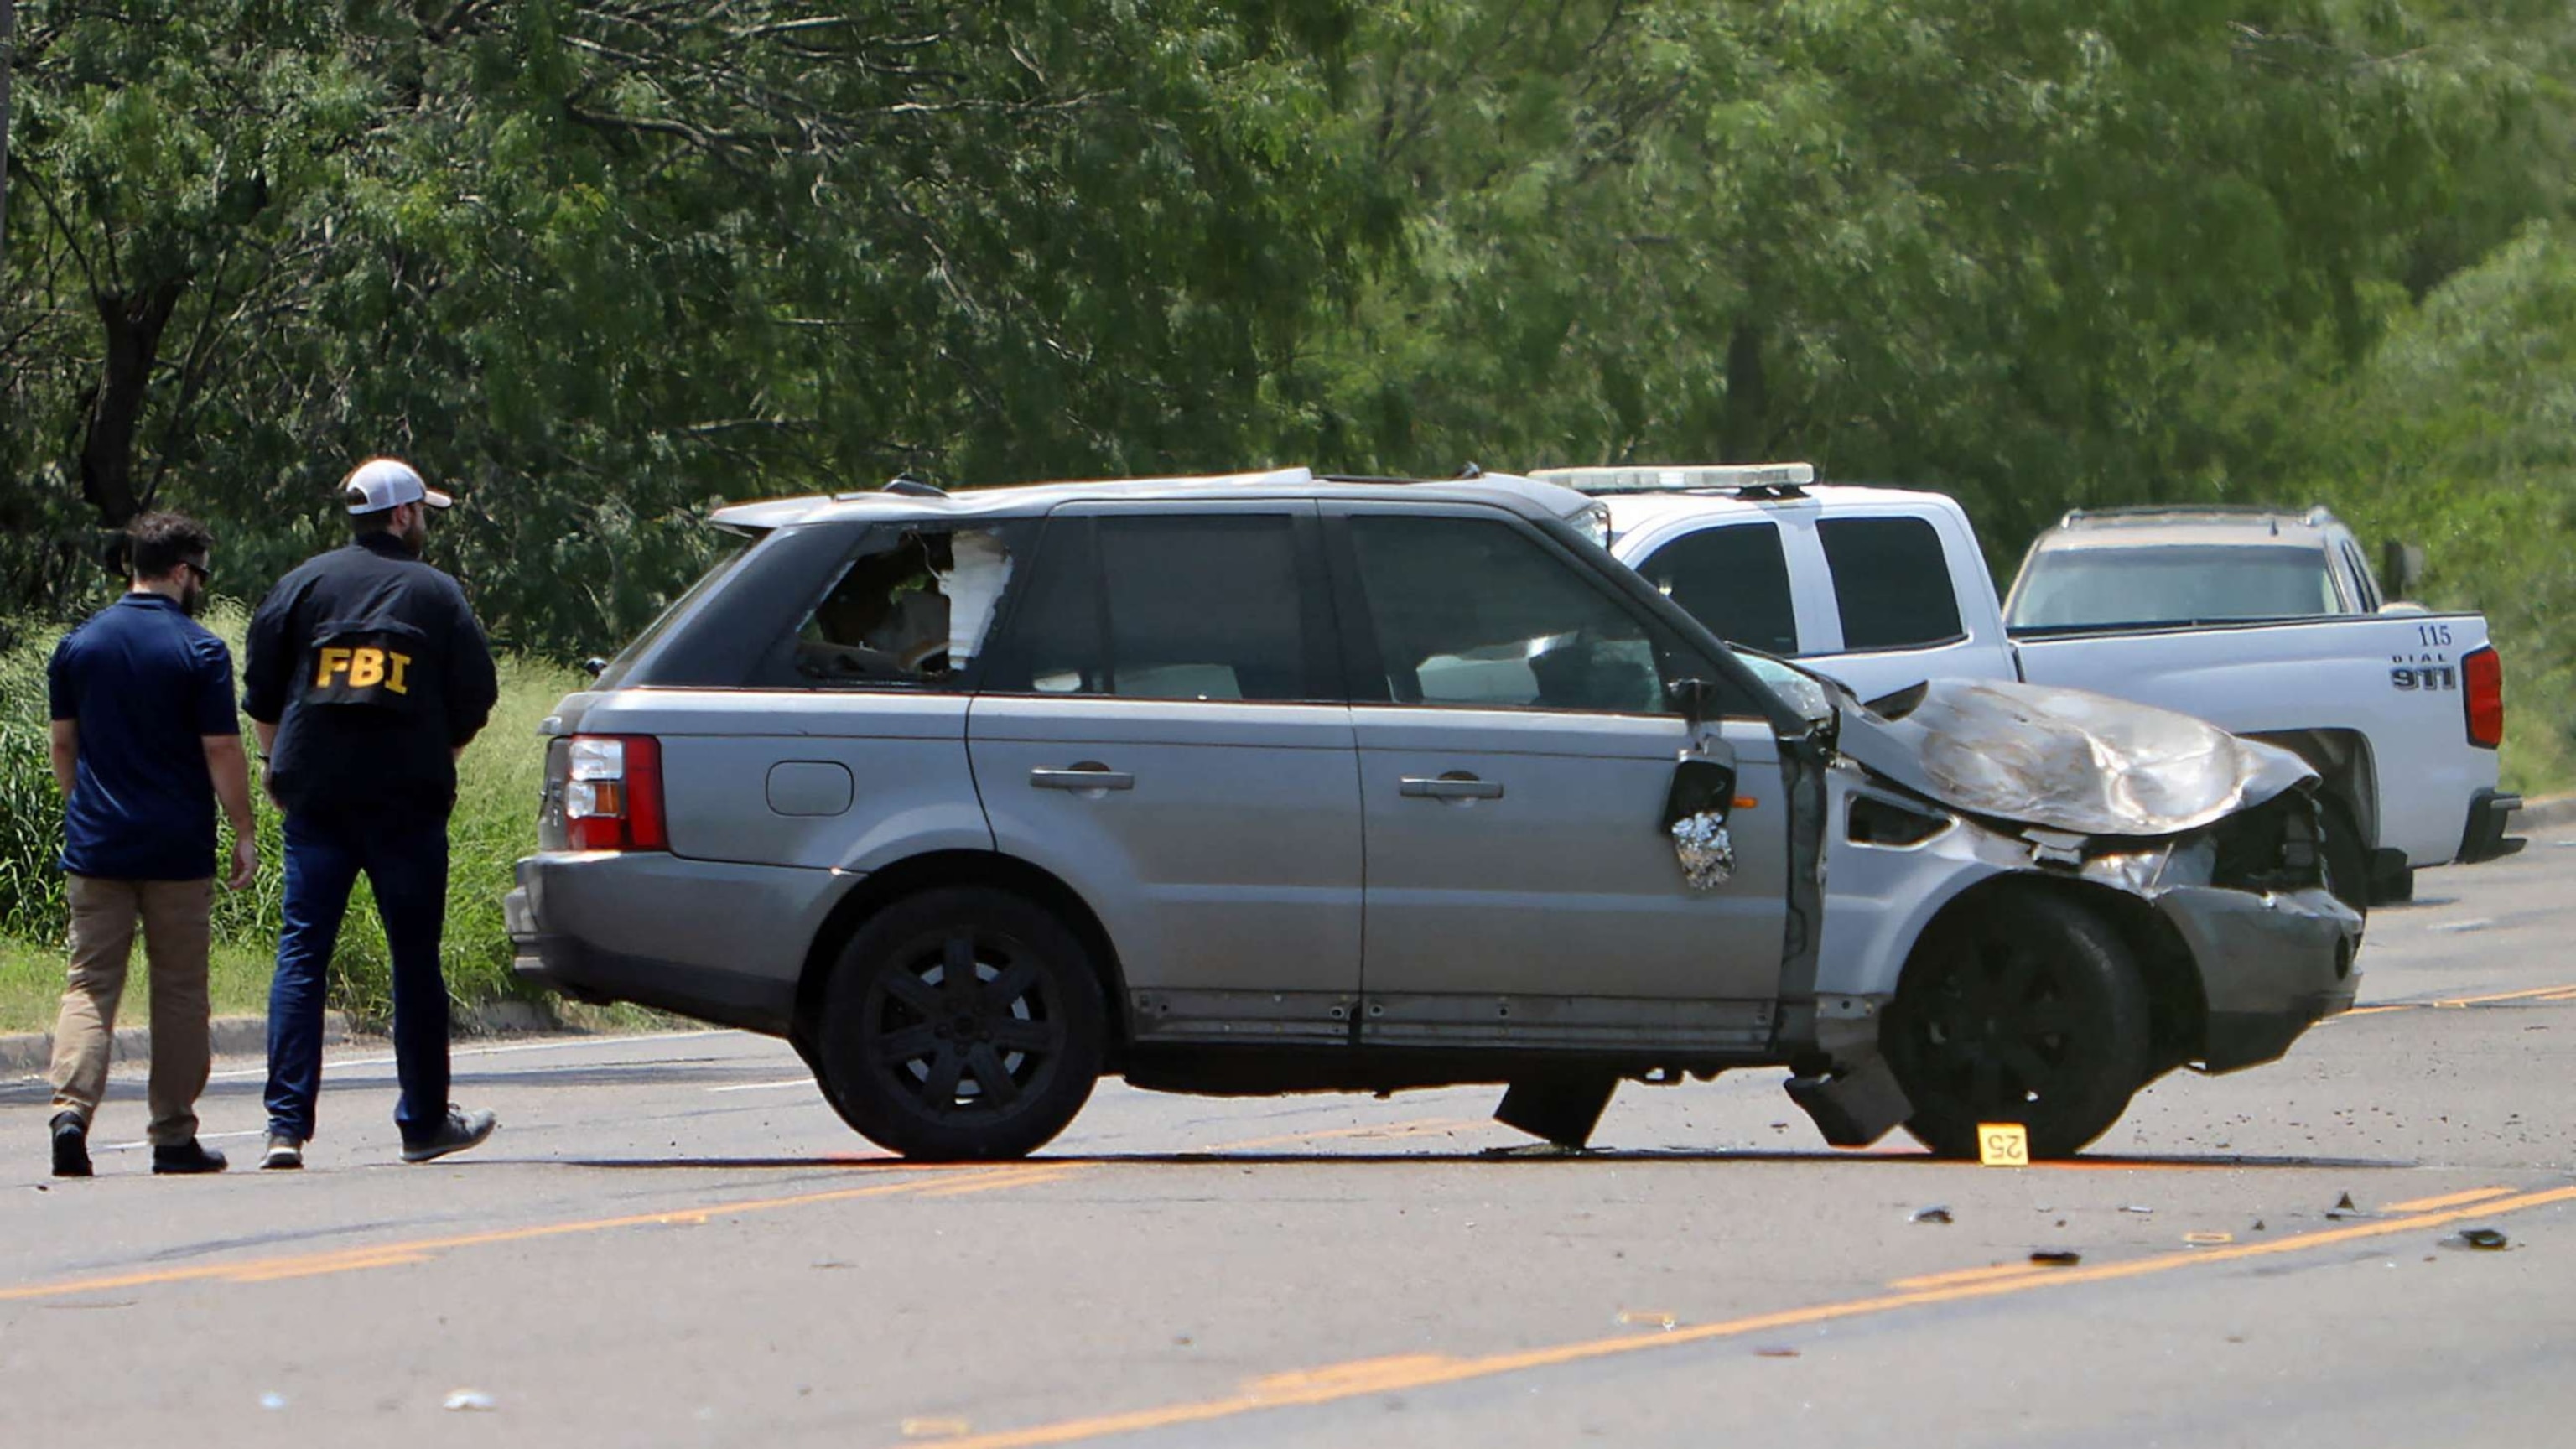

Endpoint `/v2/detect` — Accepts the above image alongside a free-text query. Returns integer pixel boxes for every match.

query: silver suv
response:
[508,470,2360,1160]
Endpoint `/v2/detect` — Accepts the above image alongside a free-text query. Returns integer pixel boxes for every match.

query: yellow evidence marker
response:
[1976,1123,2030,1167]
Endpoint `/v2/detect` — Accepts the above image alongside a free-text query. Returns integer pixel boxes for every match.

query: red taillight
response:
[2464,647,2504,749]
[564,735,667,851]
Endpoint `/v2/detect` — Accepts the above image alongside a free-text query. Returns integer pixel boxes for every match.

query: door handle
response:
[1399,774,1504,801]
[1031,765,1135,792]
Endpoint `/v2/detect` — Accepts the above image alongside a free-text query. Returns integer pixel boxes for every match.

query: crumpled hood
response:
[1831,678,2318,837]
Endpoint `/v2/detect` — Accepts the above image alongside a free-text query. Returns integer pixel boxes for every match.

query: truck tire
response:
[1883,889,2149,1160]
[814,886,1104,1161]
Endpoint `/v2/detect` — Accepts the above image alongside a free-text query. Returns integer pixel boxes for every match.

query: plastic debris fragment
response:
[1617,1310,1679,1330]
[901,1417,974,1439]
[1754,1347,1801,1358]
[441,1390,498,1413]
[2028,1249,2082,1266]
[2184,1232,2233,1246]
[2459,1228,2510,1250]
[1911,1206,1954,1225]
[258,1393,288,1412]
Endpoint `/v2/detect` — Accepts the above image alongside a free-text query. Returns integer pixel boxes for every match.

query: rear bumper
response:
[2457,788,2526,865]
[2157,885,2363,1074]
[508,853,844,1036]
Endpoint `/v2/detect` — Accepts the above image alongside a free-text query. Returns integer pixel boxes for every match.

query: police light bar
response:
[1527,463,1818,497]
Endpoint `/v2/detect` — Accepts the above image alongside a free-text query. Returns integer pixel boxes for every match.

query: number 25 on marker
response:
[1977,1123,2029,1167]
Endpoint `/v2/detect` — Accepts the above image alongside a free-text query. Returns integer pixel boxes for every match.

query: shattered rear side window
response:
[793,528,1014,688]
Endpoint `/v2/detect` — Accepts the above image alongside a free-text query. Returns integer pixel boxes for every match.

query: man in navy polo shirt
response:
[44,512,260,1177]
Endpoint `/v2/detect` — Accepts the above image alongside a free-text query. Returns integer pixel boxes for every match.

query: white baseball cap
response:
[341,457,454,514]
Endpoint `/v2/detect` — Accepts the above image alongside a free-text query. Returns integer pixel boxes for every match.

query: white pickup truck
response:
[1527,464,2523,906]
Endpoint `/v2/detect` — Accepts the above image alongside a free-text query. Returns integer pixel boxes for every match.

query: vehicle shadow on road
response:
[547,1148,2416,1172]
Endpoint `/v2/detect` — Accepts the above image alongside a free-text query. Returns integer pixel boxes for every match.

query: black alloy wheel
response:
[1883,890,2149,1160]
[817,886,1104,1160]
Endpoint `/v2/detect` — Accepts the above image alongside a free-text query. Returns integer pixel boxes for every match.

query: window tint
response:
[790,527,1014,688]
[2007,544,2339,631]
[1817,517,1963,651]
[1634,523,1798,655]
[984,514,1317,702]
[1350,516,1678,714]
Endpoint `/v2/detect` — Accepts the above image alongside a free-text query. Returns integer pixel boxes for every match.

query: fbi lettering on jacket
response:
[312,640,415,701]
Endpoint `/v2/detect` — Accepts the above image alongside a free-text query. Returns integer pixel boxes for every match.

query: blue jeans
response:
[265,809,452,1144]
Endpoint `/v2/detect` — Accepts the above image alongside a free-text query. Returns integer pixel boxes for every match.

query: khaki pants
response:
[48,875,215,1147]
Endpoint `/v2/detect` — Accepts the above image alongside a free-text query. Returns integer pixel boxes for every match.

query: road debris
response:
[901,1416,974,1438]
[2028,1249,2083,1266]
[441,1390,499,1413]
[1911,1206,1954,1224]
[1618,1310,1679,1330]
[2185,1232,2234,1246]
[1754,1347,1801,1358]
[258,1393,288,1411]
[2458,1228,2511,1250]
[2325,1192,2371,1221]
[2122,1205,2154,1215]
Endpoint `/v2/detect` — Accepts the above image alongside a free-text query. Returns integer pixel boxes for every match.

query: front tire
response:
[1883,890,2149,1160]
[815,886,1104,1161]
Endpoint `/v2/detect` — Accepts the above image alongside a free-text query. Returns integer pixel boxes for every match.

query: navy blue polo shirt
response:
[46,594,240,880]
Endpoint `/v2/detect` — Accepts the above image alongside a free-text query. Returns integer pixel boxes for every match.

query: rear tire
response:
[2319,798,2371,922]
[815,886,1104,1161]
[1883,890,2149,1160]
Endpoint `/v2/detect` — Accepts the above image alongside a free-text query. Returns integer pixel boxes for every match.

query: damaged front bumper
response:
[2156,883,2360,1072]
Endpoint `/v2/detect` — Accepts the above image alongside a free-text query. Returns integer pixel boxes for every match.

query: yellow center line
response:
[1887,1261,2050,1291]
[0,1116,1470,1303]
[0,1164,1021,1303]
[909,1186,2576,1449]
[2429,984,2576,1008]
[2329,984,2576,1019]
[2381,1185,2516,1213]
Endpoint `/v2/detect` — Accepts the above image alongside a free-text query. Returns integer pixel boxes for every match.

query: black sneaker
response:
[151,1140,229,1175]
[50,1113,91,1178]
[401,1107,497,1164]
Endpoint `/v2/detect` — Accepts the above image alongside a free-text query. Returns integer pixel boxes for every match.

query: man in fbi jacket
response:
[242,458,502,1169]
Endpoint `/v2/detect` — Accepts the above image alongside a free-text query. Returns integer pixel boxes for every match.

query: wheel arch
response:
[2246,728,2377,849]
[791,850,1133,1069]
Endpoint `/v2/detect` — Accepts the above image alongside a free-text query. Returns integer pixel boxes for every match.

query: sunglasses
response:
[184,560,212,585]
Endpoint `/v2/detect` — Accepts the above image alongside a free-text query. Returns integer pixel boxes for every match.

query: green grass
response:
[0,936,277,1036]
[0,604,587,1035]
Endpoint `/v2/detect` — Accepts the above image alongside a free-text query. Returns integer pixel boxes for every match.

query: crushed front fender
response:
[2154,884,2362,1073]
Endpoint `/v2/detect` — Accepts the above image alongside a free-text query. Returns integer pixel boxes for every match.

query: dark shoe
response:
[151,1140,229,1175]
[50,1113,91,1178]
[401,1107,496,1164]
[261,1133,304,1171]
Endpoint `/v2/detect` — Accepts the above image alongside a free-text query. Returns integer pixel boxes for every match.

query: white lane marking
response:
[705,1078,817,1094]
[205,1028,746,1082]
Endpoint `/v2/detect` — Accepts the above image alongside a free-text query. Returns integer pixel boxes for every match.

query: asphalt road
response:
[4,830,2573,1447]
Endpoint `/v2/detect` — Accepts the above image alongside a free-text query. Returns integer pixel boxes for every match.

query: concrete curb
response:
[2,997,577,1078]
[0,1012,345,1077]
[2517,792,2576,833]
